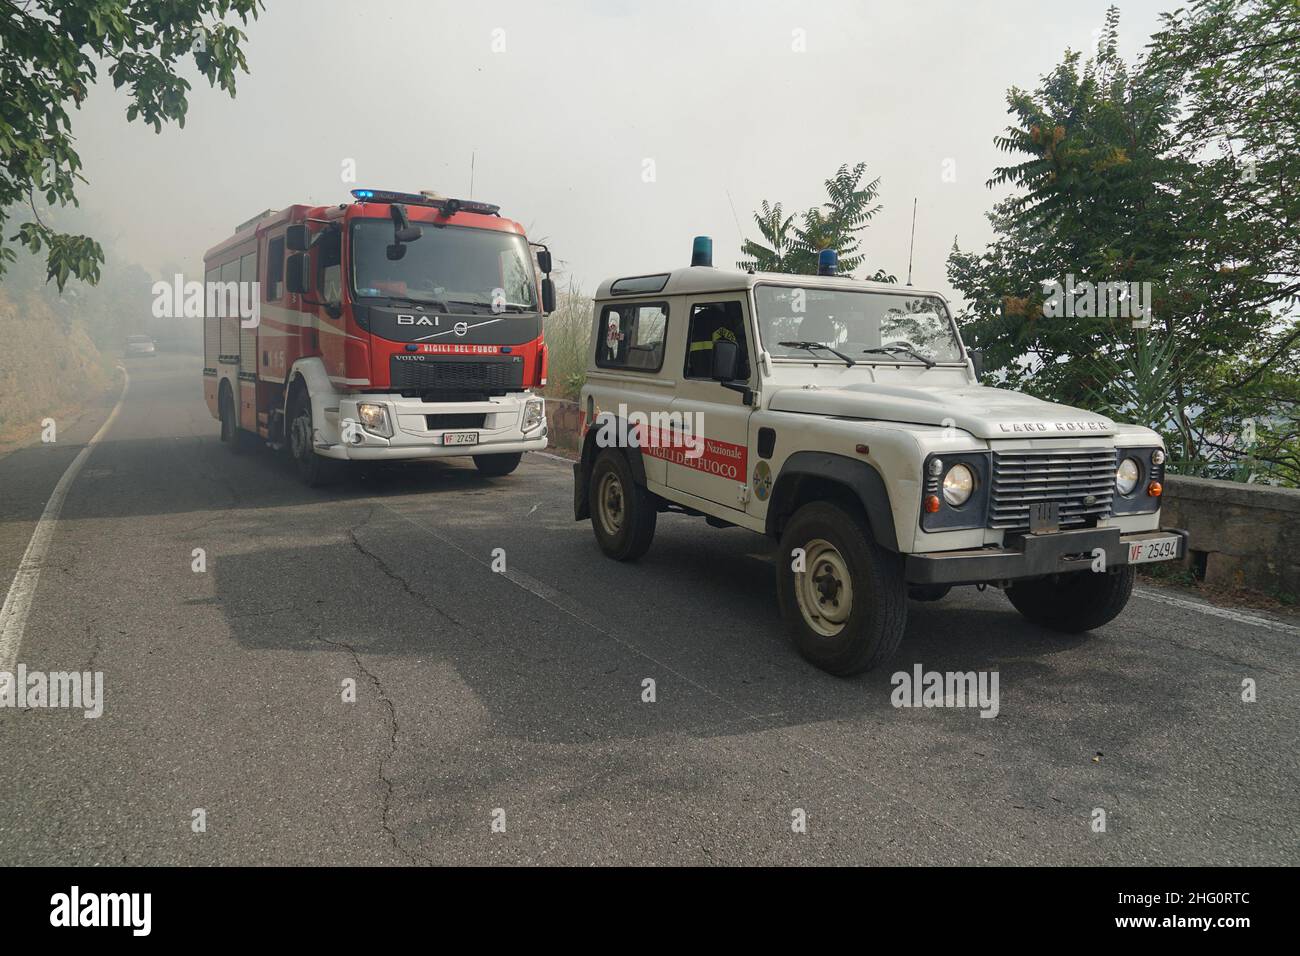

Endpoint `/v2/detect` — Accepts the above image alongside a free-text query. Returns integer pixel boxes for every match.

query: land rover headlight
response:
[522,398,545,432]
[357,402,393,438]
[942,463,975,506]
[1116,457,1140,496]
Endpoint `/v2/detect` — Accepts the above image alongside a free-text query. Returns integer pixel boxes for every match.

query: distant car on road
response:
[126,334,157,357]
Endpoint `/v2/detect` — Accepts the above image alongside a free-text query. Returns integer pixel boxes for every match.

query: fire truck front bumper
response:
[322,393,548,460]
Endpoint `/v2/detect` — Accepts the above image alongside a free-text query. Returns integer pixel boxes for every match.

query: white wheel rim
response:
[597,471,625,535]
[794,538,855,637]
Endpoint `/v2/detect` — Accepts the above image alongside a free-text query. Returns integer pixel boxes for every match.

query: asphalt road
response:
[0,353,1296,865]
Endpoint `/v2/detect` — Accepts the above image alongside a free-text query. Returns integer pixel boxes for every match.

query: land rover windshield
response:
[754,285,964,364]
[351,220,538,312]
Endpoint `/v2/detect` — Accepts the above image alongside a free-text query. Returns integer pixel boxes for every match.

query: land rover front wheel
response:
[589,449,656,561]
[1005,567,1135,633]
[776,502,907,676]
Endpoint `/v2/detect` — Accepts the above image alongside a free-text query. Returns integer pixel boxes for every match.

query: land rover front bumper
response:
[904,527,1188,586]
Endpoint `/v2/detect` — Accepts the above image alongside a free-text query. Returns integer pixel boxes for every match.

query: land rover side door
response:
[667,296,755,510]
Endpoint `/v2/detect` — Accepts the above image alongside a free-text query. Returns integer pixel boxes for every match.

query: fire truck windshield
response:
[351,219,538,312]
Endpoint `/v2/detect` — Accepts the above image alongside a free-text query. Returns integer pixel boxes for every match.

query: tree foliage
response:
[739,163,895,281]
[947,3,1299,485]
[0,0,262,290]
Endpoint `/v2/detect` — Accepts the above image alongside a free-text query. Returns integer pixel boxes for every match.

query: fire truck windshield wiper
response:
[444,299,536,314]
[778,340,856,367]
[861,345,936,368]
[380,294,450,313]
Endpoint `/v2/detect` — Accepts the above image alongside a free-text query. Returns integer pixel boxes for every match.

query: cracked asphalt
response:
[0,353,1296,865]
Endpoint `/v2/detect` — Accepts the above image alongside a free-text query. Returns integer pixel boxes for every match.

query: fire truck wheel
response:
[908,584,951,602]
[218,385,247,453]
[1005,567,1135,633]
[589,449,656,561]
[288,392,340,487]
[777,501,907,676]
[472,452,523,477]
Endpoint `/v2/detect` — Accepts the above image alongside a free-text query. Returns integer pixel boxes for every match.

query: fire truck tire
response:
[589,449,656,561]
[473,452,523,477]
[288,391,340,487]
[218,385,248,454]
[1006,567,1135,633]
[777,501,907,676]
[908,584,951,602]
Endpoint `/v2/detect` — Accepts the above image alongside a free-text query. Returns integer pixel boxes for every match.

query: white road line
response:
[1134,586,1300,636]
[0,368,130,672]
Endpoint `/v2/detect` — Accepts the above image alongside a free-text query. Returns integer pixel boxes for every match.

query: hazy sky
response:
[67,0,1175,303]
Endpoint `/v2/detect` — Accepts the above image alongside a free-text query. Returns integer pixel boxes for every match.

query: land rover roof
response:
[594,266,946,301]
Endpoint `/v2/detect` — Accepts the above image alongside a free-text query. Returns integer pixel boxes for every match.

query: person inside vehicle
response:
[686,302,750,378]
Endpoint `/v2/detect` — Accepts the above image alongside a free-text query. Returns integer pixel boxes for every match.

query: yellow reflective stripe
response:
[689,341,713,352]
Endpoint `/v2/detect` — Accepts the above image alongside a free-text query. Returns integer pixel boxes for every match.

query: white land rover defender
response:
[572,239,1187,676]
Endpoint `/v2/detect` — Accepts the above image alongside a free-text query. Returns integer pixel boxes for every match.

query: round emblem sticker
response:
[752,460,773,501]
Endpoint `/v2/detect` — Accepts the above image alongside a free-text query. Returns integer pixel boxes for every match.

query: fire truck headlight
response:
[357,403,393,438]
[522,398,545,432]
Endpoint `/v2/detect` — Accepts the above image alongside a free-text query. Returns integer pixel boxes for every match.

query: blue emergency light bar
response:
[691,235,713,267]
[818,248,838,276]
[349,189,500,216]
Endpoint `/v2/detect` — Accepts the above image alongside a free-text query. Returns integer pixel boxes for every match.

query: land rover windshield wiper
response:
[861,345,936,368]
[778,341,856,367]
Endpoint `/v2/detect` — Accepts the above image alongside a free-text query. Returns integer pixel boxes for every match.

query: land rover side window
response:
[685,300,750,379]
[595,302,668,371]
[753,286,963,364]
[266,236,285,300]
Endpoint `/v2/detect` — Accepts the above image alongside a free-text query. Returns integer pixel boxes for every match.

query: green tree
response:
[947,4,1299,484]
[739,162,895,280]
[0,0,262,290]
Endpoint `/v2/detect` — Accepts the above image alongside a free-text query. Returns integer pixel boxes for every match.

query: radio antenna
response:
[906,197,917,286]
[469,151,476,198]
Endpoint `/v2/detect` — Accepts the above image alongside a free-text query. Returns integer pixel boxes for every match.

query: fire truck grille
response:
[990,448,1115,531]
[390,355,524,394]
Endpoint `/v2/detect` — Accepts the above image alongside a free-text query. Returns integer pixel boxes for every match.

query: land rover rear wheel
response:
[589,449,656,561]
[1006,567,1135,633]
[776,501,907,676]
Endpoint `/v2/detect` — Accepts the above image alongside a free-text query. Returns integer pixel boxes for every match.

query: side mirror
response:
[285,253,310,295]
[536,248,553,275]
[968,349,985,381]
[712,339,740,382]
[541,277,556,314]
[286,224,310,252]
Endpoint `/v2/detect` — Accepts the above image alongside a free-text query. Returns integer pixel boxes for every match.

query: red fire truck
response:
[202,188,554,484]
